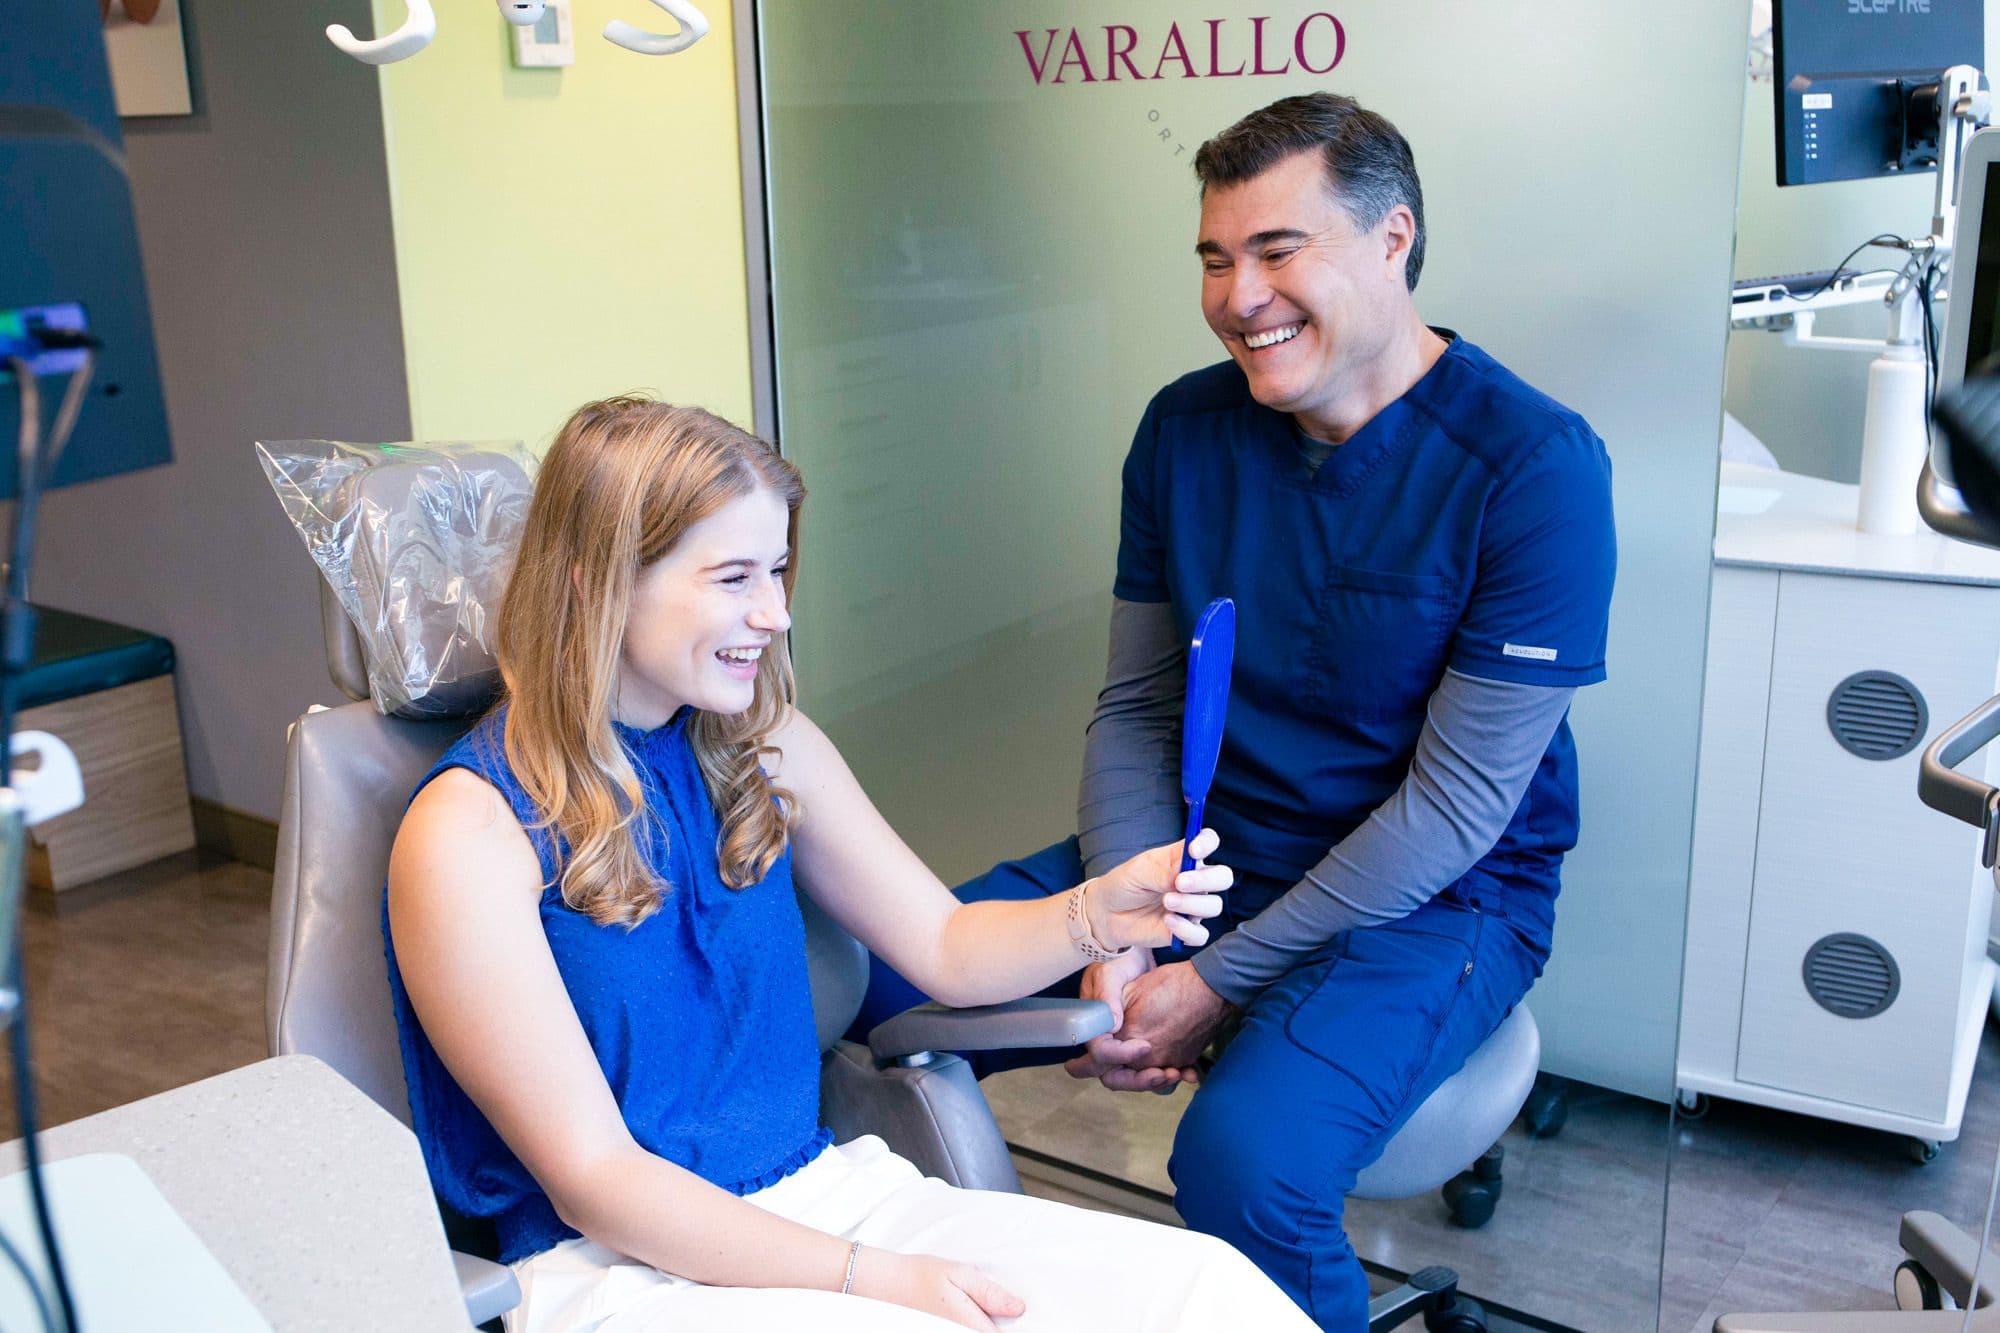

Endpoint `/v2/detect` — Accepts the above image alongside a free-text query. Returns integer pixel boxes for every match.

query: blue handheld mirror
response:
[1174,598,1236,947]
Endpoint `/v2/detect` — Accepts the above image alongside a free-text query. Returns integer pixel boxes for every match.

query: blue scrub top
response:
[1114,333,1615,933]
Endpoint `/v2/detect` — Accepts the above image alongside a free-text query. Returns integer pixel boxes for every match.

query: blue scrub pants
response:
[847,837,1550,1332]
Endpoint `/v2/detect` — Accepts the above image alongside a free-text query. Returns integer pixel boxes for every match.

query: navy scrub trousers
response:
[849,840,1550,1330]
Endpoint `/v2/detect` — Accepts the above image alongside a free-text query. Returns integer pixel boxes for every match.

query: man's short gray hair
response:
[1193,93,1427,292]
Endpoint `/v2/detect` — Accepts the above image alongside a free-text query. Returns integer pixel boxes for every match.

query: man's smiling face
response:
[1196,149,1413,436]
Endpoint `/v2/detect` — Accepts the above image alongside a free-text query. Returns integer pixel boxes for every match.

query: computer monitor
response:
[1773,0,1984,187]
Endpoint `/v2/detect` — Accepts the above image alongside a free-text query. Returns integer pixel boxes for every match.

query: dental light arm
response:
[604,0,710,55]
[326,0,708,64]
[326,0,436,65]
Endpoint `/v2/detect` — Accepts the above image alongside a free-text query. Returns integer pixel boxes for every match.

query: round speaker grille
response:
[1825,671,1927,760]
[1801,933,1900,1019]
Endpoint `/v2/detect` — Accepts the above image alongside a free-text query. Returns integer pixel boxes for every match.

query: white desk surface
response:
[1716,461,2000,586]
[0,1054,468,1331]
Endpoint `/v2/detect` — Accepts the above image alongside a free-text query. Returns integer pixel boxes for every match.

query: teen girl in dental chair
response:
[384,397,1315,1333]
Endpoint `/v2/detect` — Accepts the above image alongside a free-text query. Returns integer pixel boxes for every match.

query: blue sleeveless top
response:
[384,706,832,1264]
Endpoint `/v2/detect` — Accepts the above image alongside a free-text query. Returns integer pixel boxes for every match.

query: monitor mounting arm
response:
[1735,64,1989,534]
[1732,64,1990,345]
[1928,64,1991,258]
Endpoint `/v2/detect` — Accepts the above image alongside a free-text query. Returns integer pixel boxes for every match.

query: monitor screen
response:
[1773,0,1984,186]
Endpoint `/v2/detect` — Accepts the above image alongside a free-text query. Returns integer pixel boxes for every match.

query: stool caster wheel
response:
[1908,1138,1941,1166]
[1523,1074,1568,1138]
[1443,1176,1498,1228]
[1674,1089,1709,1121]
[1423,1295,1488,1332]
[1443,1145,1504,1229]
[1895,1259,1944,1310]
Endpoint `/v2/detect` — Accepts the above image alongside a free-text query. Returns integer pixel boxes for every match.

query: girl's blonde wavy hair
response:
[496,396,804,927]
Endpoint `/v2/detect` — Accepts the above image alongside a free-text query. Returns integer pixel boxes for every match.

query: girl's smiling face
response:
[615,485,793,728]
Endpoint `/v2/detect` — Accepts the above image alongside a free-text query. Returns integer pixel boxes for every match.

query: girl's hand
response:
[849,1248,1026,1331]
[1085,828,1232,950]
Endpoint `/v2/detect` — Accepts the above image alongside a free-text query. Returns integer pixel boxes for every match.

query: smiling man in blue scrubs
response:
[854,92,1615,1329]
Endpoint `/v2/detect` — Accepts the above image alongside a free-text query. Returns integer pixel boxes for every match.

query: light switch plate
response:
[512,0,575,68]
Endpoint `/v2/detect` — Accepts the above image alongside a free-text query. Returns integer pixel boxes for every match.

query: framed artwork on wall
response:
[101,0,192,117]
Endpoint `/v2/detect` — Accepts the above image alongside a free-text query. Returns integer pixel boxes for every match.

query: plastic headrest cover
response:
[259,440,537,720]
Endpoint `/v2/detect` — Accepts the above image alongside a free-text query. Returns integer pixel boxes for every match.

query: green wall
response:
[373,0,755,448]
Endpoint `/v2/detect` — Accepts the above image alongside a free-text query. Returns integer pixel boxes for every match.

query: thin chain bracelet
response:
[841,1239,861,1294]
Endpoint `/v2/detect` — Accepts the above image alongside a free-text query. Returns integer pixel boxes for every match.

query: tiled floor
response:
[983,1066,1674,1331]
[989,1034,2000,1332]
[14,854,2000,1332]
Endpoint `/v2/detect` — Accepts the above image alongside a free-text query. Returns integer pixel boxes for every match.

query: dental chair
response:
[258,451,1541,1333]
[265,584,1124,1327]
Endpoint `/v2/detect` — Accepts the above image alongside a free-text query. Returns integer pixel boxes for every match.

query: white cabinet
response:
[1678,466,2000,1142]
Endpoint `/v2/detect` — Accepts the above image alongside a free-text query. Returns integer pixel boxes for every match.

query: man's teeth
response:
[718,649,762,663]
[1245,324,1303,350]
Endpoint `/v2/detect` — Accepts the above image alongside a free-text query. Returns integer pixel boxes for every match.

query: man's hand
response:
[1062,948,1183,1092]
[1115,960,1236,1074]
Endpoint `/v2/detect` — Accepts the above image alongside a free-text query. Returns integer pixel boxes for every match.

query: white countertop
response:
[0,1055,467,1331]
[1715,462,2000,586]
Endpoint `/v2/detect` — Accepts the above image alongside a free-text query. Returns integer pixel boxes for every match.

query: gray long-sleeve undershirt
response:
[1076,598,1575,1008]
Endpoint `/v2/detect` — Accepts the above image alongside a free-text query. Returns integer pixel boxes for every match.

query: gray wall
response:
[34,0,410,821]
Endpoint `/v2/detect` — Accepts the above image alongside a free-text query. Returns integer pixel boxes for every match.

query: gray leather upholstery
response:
[820,1044,1022,1192]
[269,702,470,1124]
[798,888,870,1052]
[867,997,1113,1061]
[1351,1002,1540,1200]
[1899,1210,1996,1310]
[320,581,372,706]
[453,1250,524,1327]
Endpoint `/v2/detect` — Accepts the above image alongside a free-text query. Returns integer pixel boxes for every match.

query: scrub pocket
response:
[1278,906,1483,1118]
[1303,565,1454,722]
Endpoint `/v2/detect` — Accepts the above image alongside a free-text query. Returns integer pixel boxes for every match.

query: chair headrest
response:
[259,440,537,720]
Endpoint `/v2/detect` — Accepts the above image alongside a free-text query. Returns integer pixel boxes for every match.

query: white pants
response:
[504,1136,1316,1333]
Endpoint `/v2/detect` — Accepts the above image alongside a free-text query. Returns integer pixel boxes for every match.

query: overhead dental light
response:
[325,0,709,64]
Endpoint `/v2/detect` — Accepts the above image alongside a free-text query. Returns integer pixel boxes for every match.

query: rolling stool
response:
[1354,1002,1541,1332]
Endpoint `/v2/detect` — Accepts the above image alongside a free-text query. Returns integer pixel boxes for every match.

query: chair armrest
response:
[866,998,1112,1062]
[454,1249,521,1325]
[1900,1210,1997,1308]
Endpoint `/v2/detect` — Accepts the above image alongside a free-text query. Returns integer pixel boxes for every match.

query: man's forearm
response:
[1077,597,1186,878]
[1190,670,1575,1006]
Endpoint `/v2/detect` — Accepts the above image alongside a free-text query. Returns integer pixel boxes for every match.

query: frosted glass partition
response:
[759,4,1747,1327]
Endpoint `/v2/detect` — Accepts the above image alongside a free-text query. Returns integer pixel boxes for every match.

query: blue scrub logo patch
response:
[1503,643,1559,662]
